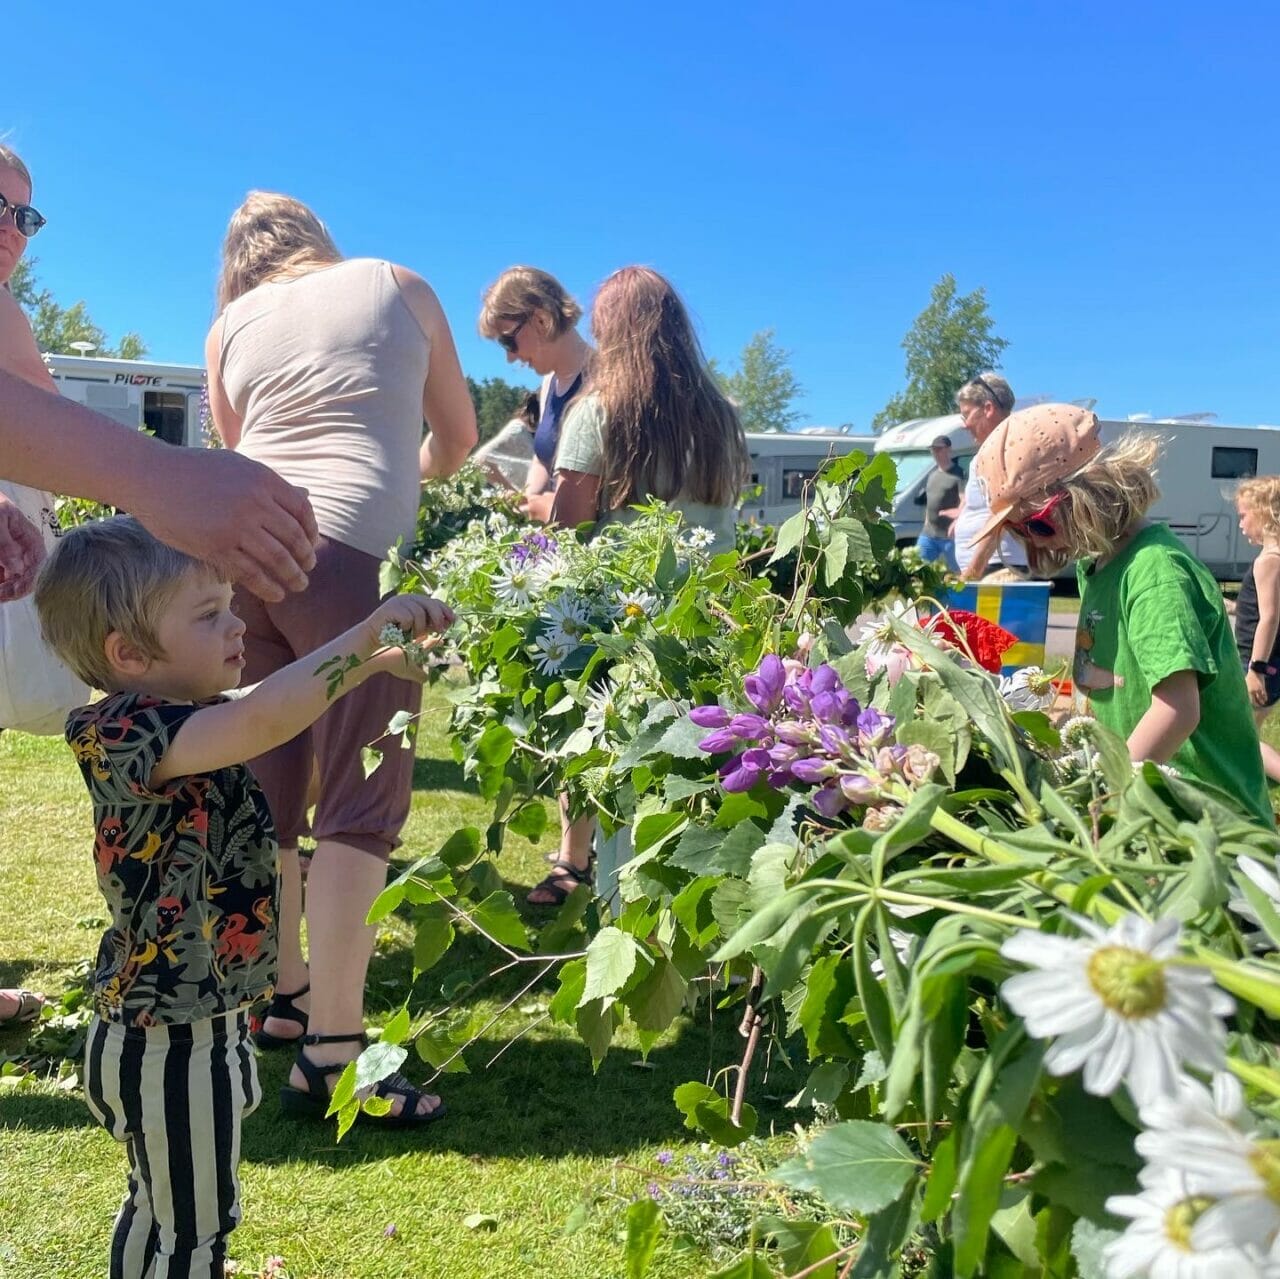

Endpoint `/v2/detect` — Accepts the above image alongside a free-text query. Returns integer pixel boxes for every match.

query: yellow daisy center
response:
[1163,1195,1214,1250]
[623,602,646,619]
[1086,945,1167,1018]
[1250,1140,1280,1206]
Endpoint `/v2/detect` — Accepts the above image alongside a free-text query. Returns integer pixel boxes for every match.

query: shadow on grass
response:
[411,755,478,795]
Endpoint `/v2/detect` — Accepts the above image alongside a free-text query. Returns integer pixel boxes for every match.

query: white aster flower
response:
[541,592,594,643]
[583,683,618,740]
[486,512,512,534]
[999,666,1056,711]
[531,632,573,675]
[492,562,539,609]
[1105,1167,1272,1279]
[999,913,1234,1107]
[681,525,717,551]
[1228,857,1280,945]
[1136,1073,1280,1258]
[612,589,660,623]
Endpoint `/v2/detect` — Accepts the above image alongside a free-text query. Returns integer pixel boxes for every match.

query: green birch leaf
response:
[758,1216,840,1279]
[353,1041,408,1093]
[920,1128,958,1223]
[848,1183,922,1279]
[361,746,384,779]
[624,1198,663,1279]
[380,1005,411,1045]
[471,891,530,952]
[769,509,809,564]
[770,1121,921,1215]
[672,1081,757,1147]
[581,927,641,1005]
[823,531,850,587]
[576,996,616,1068]
[413,908,455,975]
[708,1253,777,1279]
[654,715,710,759]
[626,957,687,1032]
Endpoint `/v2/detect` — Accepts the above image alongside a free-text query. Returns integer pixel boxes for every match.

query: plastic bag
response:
[0,481,88,734]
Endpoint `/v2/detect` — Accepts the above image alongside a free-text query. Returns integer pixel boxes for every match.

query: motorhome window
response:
[1211,447,1258,479]
[143,391,187,447]
[782,468,819,499]
[886,450,938,501]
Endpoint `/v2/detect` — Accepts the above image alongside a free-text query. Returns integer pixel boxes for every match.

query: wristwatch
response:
[1249,660,1275,675]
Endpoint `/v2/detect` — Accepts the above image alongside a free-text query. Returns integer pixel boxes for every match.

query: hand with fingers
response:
[363,593,456,680]
[135,448,320,603]
[0,494,46,603]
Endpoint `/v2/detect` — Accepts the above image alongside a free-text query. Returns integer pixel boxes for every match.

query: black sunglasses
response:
[0,193,45,239]
[496,318,527,354]
[970,374,1006,409]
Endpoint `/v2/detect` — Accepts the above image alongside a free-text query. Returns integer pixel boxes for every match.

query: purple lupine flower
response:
[775,719,815,747]
[817,723,854,759]
[856,707,895,751]
[809,689,850,725]
[839,771,880,804]
[689,705,731,729]
[875,745,907,777]
[810,665,841,695]
[744,654,786,714]
[720,747,771,792]
[728,713,773,741]
[698,727,740,754]
[791,756,838,784]
[767,741,802,767]
[812,783,848,818]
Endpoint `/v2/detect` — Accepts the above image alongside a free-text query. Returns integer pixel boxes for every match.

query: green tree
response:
[718,329,803,433]
[8,258,148,359]
[872,273,1009,430]
[467,375,535,445]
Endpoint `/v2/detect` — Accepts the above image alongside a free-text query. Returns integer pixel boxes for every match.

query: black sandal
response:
[527,858,593,907]
[252,984,310,1050]
[279,1032,447,1128]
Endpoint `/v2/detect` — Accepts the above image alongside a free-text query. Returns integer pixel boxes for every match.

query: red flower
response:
[923,609,1018,674]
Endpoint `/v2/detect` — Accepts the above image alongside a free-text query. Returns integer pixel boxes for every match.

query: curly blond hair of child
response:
[1235,475,1280,540]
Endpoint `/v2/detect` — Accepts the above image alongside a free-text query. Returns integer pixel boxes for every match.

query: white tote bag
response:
[0,480,89,735]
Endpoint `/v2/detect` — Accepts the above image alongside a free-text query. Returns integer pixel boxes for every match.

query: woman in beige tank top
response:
[205,192,476,1126]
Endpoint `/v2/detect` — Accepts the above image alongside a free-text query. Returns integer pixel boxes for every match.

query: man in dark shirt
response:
[917,435,964,572]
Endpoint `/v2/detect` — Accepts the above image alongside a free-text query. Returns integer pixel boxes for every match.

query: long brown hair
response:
[216,191,342,311]
[588,266,748,511]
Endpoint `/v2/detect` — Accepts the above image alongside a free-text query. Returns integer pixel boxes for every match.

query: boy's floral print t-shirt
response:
[66,692,279,1026]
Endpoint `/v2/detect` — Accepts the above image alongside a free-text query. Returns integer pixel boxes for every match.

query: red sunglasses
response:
[1007,490,1068,539]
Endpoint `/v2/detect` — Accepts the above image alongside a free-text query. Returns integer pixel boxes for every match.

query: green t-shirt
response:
[1074,522,1271,826]
[555,394,739,553]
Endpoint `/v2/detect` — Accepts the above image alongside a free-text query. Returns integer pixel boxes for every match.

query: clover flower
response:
[999,666,1056,712]
[999,913,1234,1107]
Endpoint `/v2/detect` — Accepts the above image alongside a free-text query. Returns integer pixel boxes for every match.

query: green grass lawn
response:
[0,691,803,1279]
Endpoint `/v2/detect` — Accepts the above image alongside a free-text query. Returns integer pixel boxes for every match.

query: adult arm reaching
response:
[0,368,319,601]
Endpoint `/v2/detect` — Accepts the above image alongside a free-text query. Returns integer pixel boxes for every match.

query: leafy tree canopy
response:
[9,258,147,360]
[718,329,804,433]
[467,375,536,446]
[872,273,1009,431]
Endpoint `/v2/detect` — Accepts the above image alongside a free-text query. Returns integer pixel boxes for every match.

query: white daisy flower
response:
[1136,1073,1280,1258]
[492,562,539,609]
[1228,856,1280,945]
[612,589,660,623]
[1105,1166,1271,1279]
[583,683,618,740]
[681,526,717,551]
[999,913,1234,1107]
[541,593,594,643]
[531,632,573,676]
[999,666,1056,711]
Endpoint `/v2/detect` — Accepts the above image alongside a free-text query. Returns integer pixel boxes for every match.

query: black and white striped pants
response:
[84,1010,261,1279]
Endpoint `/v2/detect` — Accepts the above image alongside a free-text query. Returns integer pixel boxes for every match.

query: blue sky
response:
[10,2,1279,428]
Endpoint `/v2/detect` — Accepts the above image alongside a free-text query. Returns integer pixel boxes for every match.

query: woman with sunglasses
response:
[0,144,90,1026]
[526,265,750,905]
[976,402,1271,827]
[478,267,591,521]
[204,191,476,1126]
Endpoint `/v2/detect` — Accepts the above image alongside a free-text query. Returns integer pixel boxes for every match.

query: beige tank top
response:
[219,258,431,559]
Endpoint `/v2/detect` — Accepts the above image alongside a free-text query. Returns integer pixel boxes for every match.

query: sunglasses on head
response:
[1007,490,1068,539]
[969,374,1006,408]
[0,193,45,239]
[496,318,527,354]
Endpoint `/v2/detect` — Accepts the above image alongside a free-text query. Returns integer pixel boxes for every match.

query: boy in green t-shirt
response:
[34,516,453,1278]
[968,403,1271,826]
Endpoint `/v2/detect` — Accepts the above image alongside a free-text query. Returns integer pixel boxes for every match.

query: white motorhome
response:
[741,429,879,525]
[45,354,207,448]
[875,410,1280,580]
